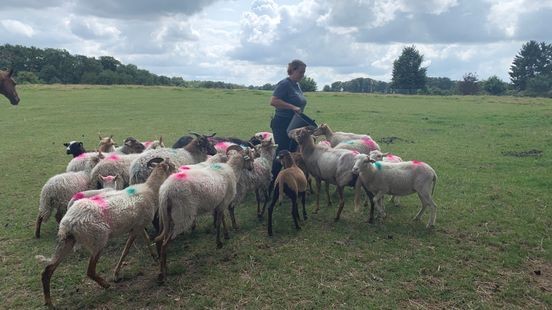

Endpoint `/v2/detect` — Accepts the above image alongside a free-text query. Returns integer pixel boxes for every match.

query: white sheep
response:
[352,154,438,227]
[66,175,120,209]
[229,139,277,227]
[334,137,380,154]
[90,153,142,189]
[312,123,373,147]
[35,152,104,238]
[352,150,404,211]
[36,158,176,307]
[294,127,362,220]
[155,145,254,283]
[66,135,116,172]
[129,133,217,185]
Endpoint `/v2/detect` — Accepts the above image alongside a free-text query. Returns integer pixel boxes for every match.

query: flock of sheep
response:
[34,124,438,307]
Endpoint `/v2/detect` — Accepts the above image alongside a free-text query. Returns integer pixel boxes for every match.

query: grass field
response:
[1,85,551,309]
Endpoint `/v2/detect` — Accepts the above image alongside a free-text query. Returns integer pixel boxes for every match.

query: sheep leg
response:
[373,192,387,221]
[313,178,321,213]
[325,181,332,206]
[41,236,76,307]
[215,208,224,249]
[267,185,280,236]
[222,211,230,240]
[113,233,137,282]
[391,196,401,207]
[284,185,300,230]
[255,189,261,216]
[300,191,307,220]
[87,250,110,289]
[142,228,158,261]
[228,204,239,230]
[157,238,171,284]
[416,191,437,228]
[35,215,44,239]
[353,178,362,213]
[334,186,345,221]
[54,208,63,223]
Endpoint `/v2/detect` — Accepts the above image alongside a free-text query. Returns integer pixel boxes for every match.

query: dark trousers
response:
[270,115,298,181]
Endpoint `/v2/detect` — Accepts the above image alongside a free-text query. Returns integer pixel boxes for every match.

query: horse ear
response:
[8,69,14,77]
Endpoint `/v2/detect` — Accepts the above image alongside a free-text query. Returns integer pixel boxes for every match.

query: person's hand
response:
[292,106,301,114]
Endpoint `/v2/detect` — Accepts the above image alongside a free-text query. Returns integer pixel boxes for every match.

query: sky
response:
[1,0,552,88]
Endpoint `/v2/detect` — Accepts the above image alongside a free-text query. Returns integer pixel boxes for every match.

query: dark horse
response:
[0,69,20,105]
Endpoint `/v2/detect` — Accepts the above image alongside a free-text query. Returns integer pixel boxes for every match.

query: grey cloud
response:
[0,0,64,9]
[73,0,223,19]
[514,8,552,41]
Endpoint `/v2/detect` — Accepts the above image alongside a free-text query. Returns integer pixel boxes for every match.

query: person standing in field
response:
[269,59,307,185]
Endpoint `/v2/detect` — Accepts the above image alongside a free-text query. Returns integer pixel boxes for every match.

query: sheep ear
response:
[98,135,103,140]
[226,144,243,155]
[159,136,163,143]
[147,157,164,168]
[63,142,70,147]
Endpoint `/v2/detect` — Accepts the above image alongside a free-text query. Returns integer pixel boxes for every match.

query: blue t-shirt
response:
[272,77,307,118]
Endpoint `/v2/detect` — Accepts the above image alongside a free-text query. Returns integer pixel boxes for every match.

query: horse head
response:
[0,69,20,106]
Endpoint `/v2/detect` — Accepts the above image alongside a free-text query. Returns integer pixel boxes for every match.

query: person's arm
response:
[270,96,301,113]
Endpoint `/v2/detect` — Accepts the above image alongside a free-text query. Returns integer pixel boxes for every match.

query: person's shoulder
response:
[276,78,292,87]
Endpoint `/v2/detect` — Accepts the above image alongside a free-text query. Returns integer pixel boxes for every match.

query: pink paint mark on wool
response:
[179,165,191,171]
[76,153,88,159]
[106,154,120,161]
[351,150,360,155]
[174,172,188,180]
[361,137,377,149]
[143,141,153,148]
[215,142,233,152]
[72,192,85,200]
[261,132,271,139]
[412,160,424,165]
[88,195,111,225]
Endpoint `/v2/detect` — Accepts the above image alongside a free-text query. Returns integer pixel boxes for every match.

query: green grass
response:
[1,85,551,308]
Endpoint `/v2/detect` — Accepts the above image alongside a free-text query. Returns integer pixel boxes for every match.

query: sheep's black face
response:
[65,141,85,157]
[199,137,217,155]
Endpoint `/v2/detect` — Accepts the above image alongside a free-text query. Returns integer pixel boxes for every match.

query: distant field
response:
[1,85,551,308]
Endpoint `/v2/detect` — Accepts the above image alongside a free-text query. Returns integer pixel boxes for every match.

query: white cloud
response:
[1,19,35,37]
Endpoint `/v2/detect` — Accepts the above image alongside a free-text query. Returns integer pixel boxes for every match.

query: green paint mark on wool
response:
[126,187,137,196]
[373,161,383,171]
[211,163,223,170]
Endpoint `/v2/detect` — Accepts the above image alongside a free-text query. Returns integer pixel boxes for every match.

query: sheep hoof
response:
[157,274,165,284]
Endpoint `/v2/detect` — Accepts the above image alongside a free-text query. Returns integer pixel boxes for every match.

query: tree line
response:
[2,42,551,97]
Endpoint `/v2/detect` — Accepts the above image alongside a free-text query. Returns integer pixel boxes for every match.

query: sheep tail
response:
[38,194,53,223]
[431,174,437,195]
[154,194,171,243]
[35,230,75,265]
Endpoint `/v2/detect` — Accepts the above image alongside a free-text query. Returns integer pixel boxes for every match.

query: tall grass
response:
[0,85,550,308]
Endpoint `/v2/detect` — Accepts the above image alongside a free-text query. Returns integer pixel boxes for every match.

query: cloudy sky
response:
[1,0,551,88]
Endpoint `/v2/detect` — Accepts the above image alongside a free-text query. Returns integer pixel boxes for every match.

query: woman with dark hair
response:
[269,59,307,183]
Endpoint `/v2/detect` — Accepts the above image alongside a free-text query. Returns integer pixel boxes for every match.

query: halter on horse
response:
[0,69,20,105]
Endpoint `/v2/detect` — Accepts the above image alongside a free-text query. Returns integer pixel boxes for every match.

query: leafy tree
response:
[482,75,507,95]
[391,45,427,93]
[458,73,480,95]
[510,41,552,91]
[525,75,552,97]
[39,64,60,84]
[322,85,331,92]
[299,76,317,92]
[15,71,40,84]
[99,56,121,71]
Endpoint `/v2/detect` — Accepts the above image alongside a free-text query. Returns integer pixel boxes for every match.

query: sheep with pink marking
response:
[90,153,142,189]
[312,123,373,147]
[36,158,176,307]
[352,154,438,228]
[155,145,254,283]
[67,174,120,209]
[334,137,380,154]
[35,152,104,238]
